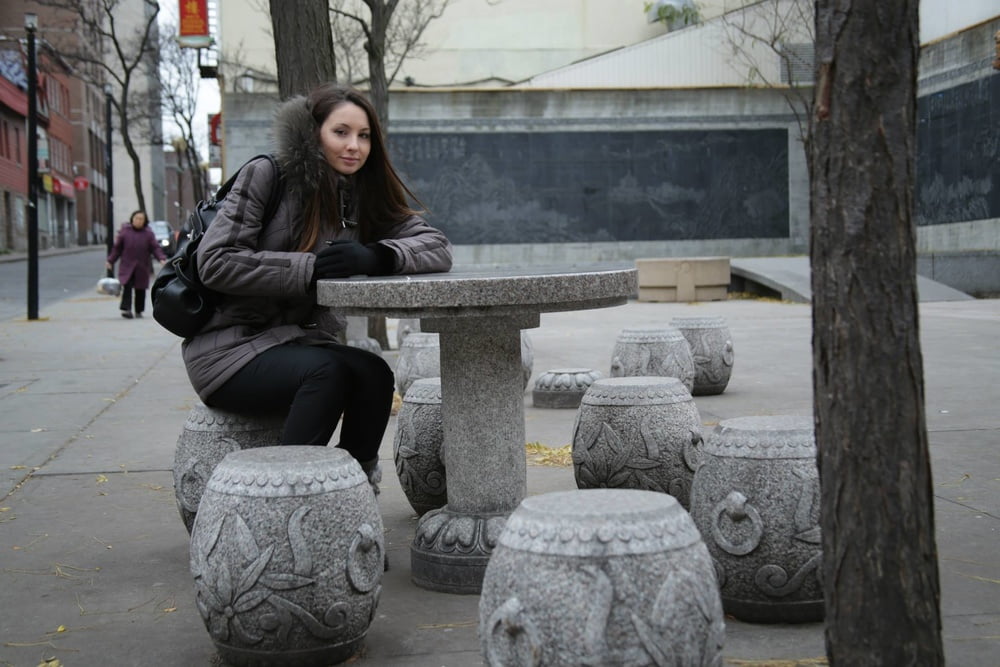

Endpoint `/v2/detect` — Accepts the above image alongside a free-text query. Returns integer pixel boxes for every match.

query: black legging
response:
[207,342,394,463]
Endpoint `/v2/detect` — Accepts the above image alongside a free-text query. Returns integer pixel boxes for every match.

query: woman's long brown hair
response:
[297,84,421,249]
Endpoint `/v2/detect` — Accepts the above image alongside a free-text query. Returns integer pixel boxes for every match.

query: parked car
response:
[150,220,177,257]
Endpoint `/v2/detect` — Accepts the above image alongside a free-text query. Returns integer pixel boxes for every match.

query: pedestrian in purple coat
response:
[105,210,167,319]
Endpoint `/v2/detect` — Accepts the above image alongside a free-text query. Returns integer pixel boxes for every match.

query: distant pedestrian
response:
[106,210,166,319]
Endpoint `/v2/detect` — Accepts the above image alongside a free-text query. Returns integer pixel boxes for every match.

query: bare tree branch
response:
[37,0,162,212]
[719,0,814,149]
[330,0,450,87]
[158,22,208,202]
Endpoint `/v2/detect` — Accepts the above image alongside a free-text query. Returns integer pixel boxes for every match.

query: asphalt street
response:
[0,247,109,321]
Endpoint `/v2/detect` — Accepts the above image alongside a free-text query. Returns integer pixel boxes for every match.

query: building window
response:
[779,43,815,86]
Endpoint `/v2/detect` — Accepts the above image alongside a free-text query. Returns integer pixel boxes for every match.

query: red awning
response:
[0,76,27,115]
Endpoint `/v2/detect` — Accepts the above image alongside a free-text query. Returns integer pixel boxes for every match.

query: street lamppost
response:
[25,12,39,320]
[104,83,114,275]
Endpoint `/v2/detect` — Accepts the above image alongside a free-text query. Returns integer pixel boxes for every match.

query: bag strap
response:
[186,154,282,238]
[211,153,282,213]
[259,154,284,223]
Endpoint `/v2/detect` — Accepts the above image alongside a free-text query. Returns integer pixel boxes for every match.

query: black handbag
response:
[152,154,282,338]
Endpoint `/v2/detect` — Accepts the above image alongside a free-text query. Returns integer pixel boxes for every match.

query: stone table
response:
[317,265,637,593]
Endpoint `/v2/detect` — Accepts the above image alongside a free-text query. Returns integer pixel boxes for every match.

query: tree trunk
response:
[810,2,943,664]
[270,0,337,99]
[365,0,393,130]
[364,0,397,349]
[118,99,145,213]
[182,122,206,203]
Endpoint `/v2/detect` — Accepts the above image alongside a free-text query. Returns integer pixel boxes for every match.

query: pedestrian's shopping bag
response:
[96,276,121,296]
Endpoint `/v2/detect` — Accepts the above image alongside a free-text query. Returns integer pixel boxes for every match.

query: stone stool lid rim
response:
[206,446,368,497]
[402,377,443,403]
[499,489,702,556]
[400,332,440,345]
[533,368,602,392]
[540,367,601,375]
[184,403,286,431]
[669,316,729,328]
[704,415,815,459]
[582,376,692,405]
[617,326,686,342]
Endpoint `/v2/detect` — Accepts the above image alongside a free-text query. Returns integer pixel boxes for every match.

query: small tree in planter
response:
[644,0,701,30]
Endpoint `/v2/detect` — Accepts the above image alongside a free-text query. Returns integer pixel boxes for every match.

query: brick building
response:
[0,24,108,252]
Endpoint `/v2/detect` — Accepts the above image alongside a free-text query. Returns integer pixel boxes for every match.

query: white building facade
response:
[212,0,999,293]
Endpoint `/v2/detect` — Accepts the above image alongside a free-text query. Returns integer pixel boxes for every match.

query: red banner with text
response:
[179,0,208,38]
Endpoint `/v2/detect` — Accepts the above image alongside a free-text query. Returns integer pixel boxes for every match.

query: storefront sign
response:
[178,0,212,48]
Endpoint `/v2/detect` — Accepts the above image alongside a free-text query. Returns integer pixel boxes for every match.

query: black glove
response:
[313,240,381,281]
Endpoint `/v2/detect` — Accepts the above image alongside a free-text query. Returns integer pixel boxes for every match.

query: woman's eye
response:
[360,133,370,140]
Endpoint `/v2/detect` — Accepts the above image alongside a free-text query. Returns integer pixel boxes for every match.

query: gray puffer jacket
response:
[181,99,453,401]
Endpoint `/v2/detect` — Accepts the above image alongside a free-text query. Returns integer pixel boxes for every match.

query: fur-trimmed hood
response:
[271,96,328,200]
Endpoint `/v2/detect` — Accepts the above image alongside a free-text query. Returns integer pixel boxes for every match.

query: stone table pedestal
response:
[318,266,637,594]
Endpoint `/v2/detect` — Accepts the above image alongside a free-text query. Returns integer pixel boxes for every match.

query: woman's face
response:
[131,212,146,229]
[319,102,371,176]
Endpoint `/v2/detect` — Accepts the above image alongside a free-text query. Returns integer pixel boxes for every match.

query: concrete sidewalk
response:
[0,288,997,666]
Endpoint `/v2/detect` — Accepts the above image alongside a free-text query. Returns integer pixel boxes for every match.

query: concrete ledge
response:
[635,257,730,302]
[917,250,999,298]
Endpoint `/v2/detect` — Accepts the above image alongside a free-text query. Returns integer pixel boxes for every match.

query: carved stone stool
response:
[572,376,703,509]
[479,489,725,666]
[395,332,441,396]
[173,402,285,533]
[609,325,696,392]
[395,318,422,350]
[190,446,384,666]
[393,378,446,516]
[345,315,382,356]
[670,316,734,395]
[531,368,602,409]
[689,415,823,622]
[519,332,534,392]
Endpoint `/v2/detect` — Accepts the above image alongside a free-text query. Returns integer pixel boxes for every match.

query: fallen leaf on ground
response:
[416,620,478,629]
[726,659,828,666]
[525,442,573,466]
[938,473,971,487]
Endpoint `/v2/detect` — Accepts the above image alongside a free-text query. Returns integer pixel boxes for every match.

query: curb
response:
[0,245,105,264]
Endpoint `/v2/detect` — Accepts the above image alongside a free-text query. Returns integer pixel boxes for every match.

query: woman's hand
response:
[314,240,380,280]
[105,261,112,270]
